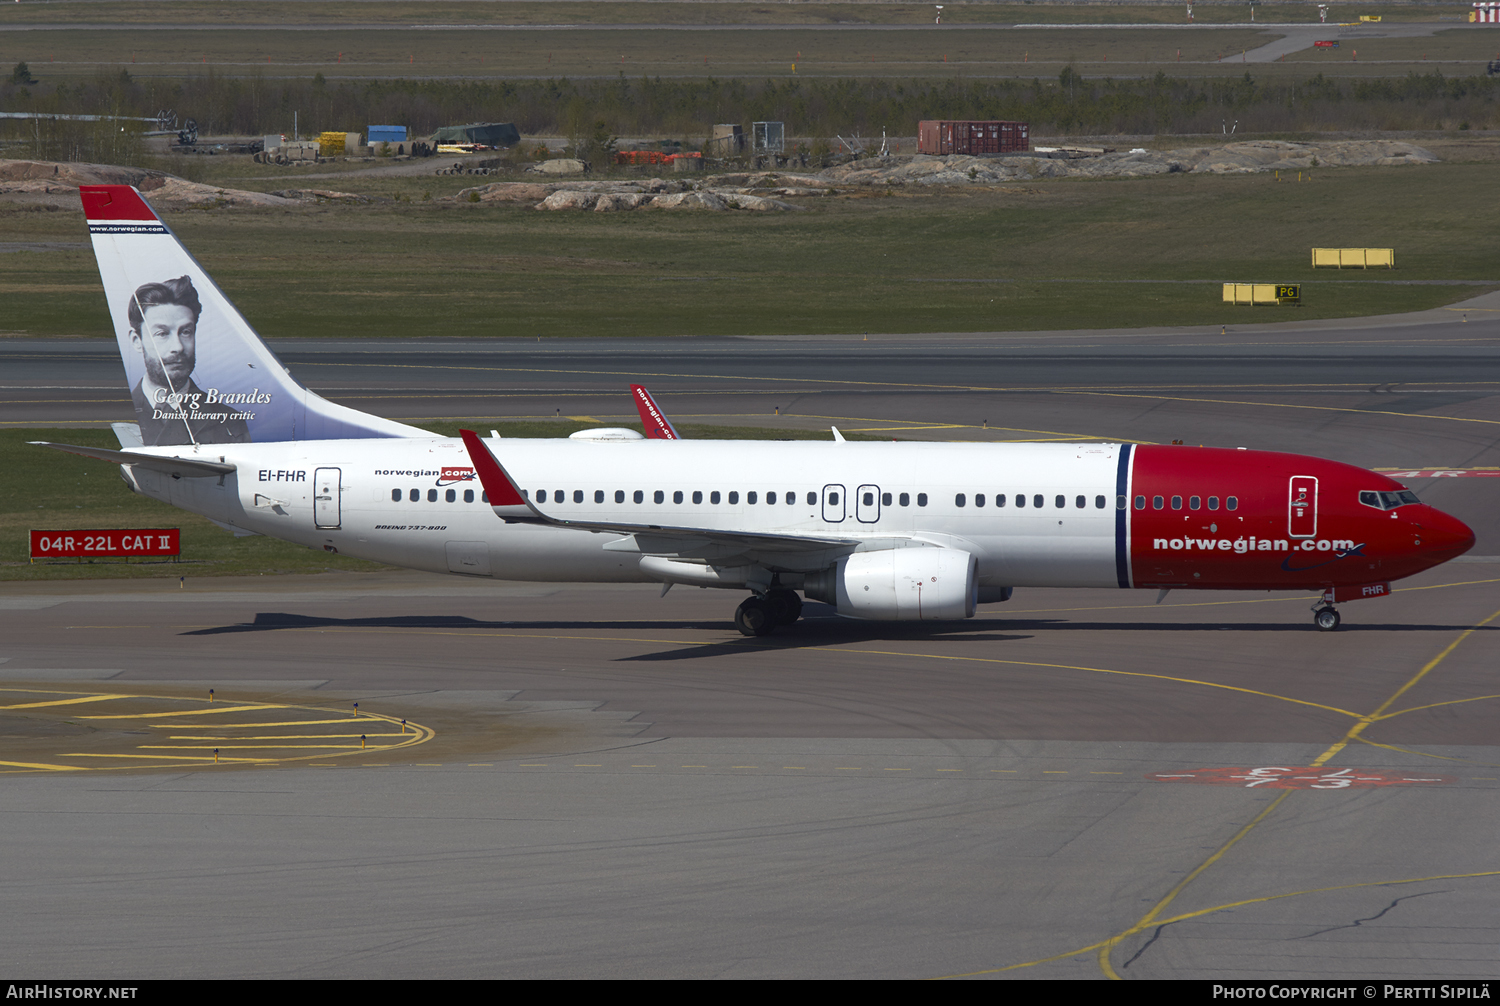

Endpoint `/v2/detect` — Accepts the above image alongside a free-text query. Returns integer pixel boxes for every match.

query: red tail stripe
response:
[79,185,158,222]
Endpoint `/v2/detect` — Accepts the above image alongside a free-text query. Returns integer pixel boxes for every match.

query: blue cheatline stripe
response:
[1115,444,1133,588]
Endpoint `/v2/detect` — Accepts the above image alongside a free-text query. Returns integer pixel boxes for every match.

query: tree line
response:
[3,66,1495,158]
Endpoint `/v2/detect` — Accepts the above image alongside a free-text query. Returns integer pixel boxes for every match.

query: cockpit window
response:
[1360,490,1420,510]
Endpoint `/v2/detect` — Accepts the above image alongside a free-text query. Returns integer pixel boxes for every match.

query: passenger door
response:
[1288,476,1318,538]
[314,467,342,529]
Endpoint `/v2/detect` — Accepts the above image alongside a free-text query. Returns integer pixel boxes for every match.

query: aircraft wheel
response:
[734,597,775,637]
[764,589,803,626]
[1314,608,1341,632]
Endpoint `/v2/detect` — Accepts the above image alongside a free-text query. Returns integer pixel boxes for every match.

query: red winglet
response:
[631,384,679,440]
[79,185,159,222]
[458,429,527,506]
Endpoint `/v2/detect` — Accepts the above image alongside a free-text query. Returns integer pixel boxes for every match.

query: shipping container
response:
[368,124,408,143]
[917,120,1029,156]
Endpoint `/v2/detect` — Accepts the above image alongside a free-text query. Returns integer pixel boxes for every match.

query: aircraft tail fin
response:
[631,384,680,440]
[80,185,429,447]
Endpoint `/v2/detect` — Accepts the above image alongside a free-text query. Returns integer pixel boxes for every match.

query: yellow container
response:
[318,131,347,156]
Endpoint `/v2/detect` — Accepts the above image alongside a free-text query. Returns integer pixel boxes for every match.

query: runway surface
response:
[3,303,1499,979]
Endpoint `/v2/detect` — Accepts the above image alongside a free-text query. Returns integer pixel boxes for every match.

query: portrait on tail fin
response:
[126,275,250,446]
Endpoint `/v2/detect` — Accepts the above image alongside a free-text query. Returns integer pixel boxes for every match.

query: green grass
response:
[2,162,1495,341]
[1,421,869,580]
[3,2,1467,28]
[1,26,1284,80]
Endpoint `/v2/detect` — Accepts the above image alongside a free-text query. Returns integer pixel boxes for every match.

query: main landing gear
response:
[734,589,803,637]
[1312,596,1341,632]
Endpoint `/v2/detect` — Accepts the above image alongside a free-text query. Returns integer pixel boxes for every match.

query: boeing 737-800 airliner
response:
[35,185,1475,635]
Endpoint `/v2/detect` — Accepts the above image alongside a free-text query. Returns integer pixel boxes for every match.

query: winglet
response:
[631,384,680,440]
[458,428,547,522]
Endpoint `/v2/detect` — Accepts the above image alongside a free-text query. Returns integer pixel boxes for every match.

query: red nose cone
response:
[1415,506,1475,564]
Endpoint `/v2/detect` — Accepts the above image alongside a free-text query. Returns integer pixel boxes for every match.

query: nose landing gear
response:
[1312,593,1341,632]
[734,588,803,637]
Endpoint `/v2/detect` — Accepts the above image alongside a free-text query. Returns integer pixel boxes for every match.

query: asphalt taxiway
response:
[2,304,1499,979]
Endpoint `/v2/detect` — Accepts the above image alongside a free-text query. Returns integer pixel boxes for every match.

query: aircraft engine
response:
[806,548,977,620]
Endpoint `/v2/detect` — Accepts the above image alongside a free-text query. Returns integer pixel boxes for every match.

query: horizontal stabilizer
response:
[30,441,235,479]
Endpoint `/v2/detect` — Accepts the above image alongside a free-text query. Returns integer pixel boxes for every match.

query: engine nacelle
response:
[807,548,977,621]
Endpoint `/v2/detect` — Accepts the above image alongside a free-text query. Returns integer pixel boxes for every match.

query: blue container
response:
[367,125,407,143]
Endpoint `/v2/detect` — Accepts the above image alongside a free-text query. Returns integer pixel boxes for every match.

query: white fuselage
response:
[125,437,1127,589]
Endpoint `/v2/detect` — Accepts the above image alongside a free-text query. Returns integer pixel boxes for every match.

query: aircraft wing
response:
[30,441,236,479]
[459,429,863,568]
[631,385,680,440]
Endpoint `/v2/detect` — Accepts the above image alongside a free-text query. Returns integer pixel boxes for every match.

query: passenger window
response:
[899,492,910,507]
[881,492,891,506]
[728,492,739,504]
[654,490,664,504]
[391,489,401,502]
[827,492,837,505]
[1076,495,1086,509]
[863,492,875,506]
[975,494,986,508]
[550,490,561,504]
[1171,496,1182,510]
[482,492,489,504]
[996,494,1006,507]
[535,490,545,503]
[595,490,604,503]
[955,493,966,508]
[465,489,475,503]
[917,493,928,507]
[1016,494,1027,509]
[711,491,721,504]
[1207,496,1219,510]
[692,491,703,504]
[428,489,438,503]
[1189,496,1201,510]
[806,492,816,505]
[1153,496,1164,509]
[1033,495,1044,508]
[748,492,758,504]
[1227,496,1239,511]
[1055,495,1065,508]
[633,490,644,504]
[615,490,625,504]
[767,491,777,504]
[410,489,419,502]
[1134,495,1145,509]
[446,489,456,503]
[674,490,684,504]
[1097,495,1106,509]
[788,491,797,505]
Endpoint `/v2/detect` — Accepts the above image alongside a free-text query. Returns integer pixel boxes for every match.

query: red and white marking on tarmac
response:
[1148,766,1454,789]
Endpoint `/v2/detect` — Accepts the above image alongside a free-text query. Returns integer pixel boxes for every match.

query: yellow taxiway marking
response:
[0,694,139,711]
[79,704,284,720]
[0,760,88,772]
[0,688,434,771]
[154,717,386,728]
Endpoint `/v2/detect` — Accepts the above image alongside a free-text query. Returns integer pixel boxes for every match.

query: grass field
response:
[1,1,1479,28]
[6,25,1498,81]
[1,421,880,580]
[1,160,1495,342]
